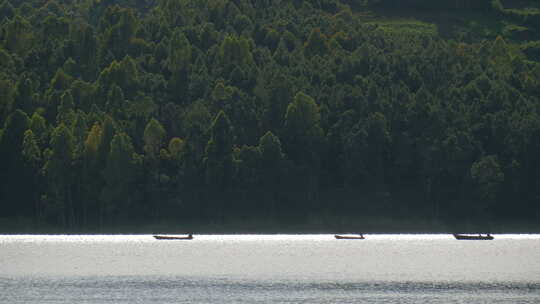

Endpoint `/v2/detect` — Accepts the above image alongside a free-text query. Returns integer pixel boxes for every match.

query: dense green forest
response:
[1,0,540,232]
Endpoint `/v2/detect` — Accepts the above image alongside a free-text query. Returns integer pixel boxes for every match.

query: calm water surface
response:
[1,234,539,303]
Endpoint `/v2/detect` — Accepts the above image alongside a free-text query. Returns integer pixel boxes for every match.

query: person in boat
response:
[188,233,193,238]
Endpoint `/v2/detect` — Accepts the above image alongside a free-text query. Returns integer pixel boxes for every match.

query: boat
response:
[153,234,193,240]
[335,234,365,240]
[453,233,493,240]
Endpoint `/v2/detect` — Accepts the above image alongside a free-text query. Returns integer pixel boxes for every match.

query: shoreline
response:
[1,216,539,235]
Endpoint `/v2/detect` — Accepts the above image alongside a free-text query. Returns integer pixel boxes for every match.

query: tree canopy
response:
[0,0,539,232]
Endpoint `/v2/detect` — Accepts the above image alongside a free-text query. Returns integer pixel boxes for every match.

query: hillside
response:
[1,0,539,232]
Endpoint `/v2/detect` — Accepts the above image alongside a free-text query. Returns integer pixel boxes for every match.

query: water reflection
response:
[1,234,539,303]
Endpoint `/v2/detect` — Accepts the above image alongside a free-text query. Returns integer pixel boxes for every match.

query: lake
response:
[1,234,539,303]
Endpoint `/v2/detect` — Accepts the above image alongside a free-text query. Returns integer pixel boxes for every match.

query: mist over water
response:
[1,234,539,303]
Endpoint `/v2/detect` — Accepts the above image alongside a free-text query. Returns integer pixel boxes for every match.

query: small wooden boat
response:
[453,233,493,240]
[153,234,193,240]
[335,234,365,240]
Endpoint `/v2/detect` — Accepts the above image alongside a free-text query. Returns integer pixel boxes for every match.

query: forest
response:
[0,0,539,233]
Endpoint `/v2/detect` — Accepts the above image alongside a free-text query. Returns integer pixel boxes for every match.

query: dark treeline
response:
[0,0,539,232]
[364,0,495,11]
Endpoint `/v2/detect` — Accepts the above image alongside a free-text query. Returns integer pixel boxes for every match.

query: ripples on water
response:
[1,234,539,303]
[2,276,539,304]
